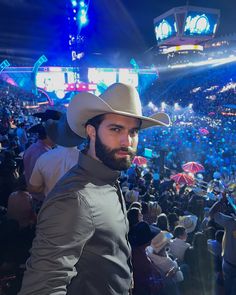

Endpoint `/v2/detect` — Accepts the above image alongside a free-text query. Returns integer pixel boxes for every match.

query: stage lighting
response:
[71,0,77,7]
[77,3,88,26]
[148,101,154,108]
[79,1,85,7]
[55,90,65,99]
[0,59,10,73]
[80,13,88,25]
[189,103,193,108]
[174,103,180,110]
[161,102,166,109]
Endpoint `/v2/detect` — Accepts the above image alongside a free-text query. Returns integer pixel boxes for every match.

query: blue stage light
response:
[71,0,77,7]
[79,14,88,25]
[79,1,85,7]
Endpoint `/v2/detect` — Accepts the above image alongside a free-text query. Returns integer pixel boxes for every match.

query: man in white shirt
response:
[29,145,80,197]
[28,113,83,198]
[169,226,190,262]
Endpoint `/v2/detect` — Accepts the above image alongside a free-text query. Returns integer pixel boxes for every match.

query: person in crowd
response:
[184,232,215,294]
[209,192,236,295]
[142,201,162,225]
[0,152,20,207]
[23,123,54,185]
[128,201,142,211]
[167,212,179,233]
[207,229,224,258]
[129,221,162,295]
[178,214,198,244]
[154,213,170,232]
[18,83,170,295]
[127,207,143,229]
[16,122,28,152]
[207,229,225,295]
[146,230,183,295]
[28,113,82,199]
[200,207,211,231]
[169,226,190,263]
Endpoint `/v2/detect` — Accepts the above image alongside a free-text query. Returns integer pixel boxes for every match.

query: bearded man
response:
[18,83,170,295]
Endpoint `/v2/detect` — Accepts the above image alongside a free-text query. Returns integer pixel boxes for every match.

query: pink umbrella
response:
[182,162,205,174]
[199,128,209,135]
[170,173,195,186]
[132,156,147,166]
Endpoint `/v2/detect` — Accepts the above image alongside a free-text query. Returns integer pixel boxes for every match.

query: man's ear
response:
[85,124,96,140]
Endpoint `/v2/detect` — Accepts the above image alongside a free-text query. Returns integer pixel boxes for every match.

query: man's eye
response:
[111,128,121,132]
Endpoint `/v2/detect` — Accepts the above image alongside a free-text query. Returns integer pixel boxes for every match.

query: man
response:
[169,226,190,263]
[23,110,62,185]
[18,83,170,295]
[23,124,54,185]
[209,192,236,295]
[28,145,80,197]
[28,115,82,197]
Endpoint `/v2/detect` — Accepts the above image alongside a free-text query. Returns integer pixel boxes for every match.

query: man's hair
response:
[83,114,105,151]
[85,114,105,131]
[173,226,186,238]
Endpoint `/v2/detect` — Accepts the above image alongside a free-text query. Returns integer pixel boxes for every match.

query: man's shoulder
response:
[44,165,88,203]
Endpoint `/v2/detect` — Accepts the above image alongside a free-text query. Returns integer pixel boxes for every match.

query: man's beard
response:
[95,133,136,171]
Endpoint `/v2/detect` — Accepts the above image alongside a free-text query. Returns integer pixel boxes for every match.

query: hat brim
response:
[44,114,84,147]
[67,91,171,139]
[28,124,45,134]
[33,110,62,122]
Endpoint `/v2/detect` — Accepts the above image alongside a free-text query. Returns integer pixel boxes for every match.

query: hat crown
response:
[100,83,142,116]
[151,231,173,252]
[183,217,193,228]
[66,82,170,139]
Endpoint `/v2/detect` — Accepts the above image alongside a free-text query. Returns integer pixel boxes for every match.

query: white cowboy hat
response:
[67,83,171,138]
[151,231,173,253]
[179,214,198,234]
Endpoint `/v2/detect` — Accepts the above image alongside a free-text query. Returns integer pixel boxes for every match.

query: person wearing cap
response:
[18,83,170,295]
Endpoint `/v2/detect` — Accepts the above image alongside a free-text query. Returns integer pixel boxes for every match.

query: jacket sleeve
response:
[18,193,94,295]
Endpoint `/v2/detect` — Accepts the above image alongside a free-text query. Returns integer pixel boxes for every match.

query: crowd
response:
[142,61,236,116]
[0,63,235,295]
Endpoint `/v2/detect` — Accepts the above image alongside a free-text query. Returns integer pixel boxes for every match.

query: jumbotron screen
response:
[184,11,218,36]
[154,15,177,42]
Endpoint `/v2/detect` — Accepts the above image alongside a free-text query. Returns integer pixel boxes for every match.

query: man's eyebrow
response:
[107,124,140,130]
[107,124,125,129]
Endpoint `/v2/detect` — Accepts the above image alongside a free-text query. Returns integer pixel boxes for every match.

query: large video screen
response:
[154,15,177,42]
[88,68,117,86]
[36,72,65,92]
[184,11,218,36]
[118,69,138,88]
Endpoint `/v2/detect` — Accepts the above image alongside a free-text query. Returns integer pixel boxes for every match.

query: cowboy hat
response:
[179,214,198,234]
[67,83,171,138]
[151,231,173,253]
[44,113,84,147]
[28,123,46,135]
[129,221,160,247]
[32,109,62,122]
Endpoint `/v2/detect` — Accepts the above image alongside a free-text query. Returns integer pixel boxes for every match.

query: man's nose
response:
[120,133,132,147]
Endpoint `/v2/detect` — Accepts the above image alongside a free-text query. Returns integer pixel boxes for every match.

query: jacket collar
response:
[78,151,120,185]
